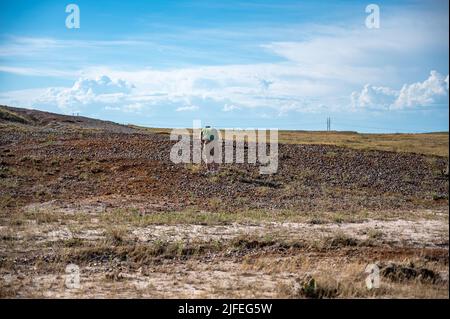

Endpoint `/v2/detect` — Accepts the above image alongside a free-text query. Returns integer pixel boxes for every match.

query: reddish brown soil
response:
[1,128,448,212]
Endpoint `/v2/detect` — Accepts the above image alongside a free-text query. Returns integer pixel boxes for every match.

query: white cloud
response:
[175,105,199,112]
[72,75,134,95]
[31,75,135,113]
[258,9,448,91]
[351,85,398,110]
[393,71,449,108]
[0,36,152,58]
[77,64,342,113]
[123,102,144,113]
[2,68,448,117]
[222,104,239,112]
[0,7,448,117]
[103,106,121,111]
[351,71,449,110]
[0,66,75,77]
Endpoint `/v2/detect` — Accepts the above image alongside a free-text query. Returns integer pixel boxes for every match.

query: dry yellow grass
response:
[277,131,449,157]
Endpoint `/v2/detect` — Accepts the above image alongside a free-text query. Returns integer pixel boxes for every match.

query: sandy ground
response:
[1,199,448,298]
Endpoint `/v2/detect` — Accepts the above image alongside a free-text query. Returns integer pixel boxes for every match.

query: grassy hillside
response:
[0,106,30,124]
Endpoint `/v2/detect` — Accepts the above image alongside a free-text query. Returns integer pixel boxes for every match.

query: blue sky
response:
[0,0,448,132]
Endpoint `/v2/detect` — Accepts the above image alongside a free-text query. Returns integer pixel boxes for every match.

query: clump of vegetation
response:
[90,166,104,174]
[105,269,125,282]
[230,234,305,253]
[185,163,202,173]
[432,193,448,201]
[105,227,128,245]
[207,197,223,211]
[0,286,19,299]
[20,155,42,165]
[308,217,327,225]
[231,236,276,250]
[323,232,359,248]
[0,166,10,178]
[290,275,340,299]
[24,210,61,224]
[62,237,85,248]
[366,229,384,240]
[380,262,443,284]
[0,107,29,124]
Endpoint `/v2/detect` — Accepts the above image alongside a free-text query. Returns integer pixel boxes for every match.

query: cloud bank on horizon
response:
[352,71,449,110]
[0,0,448,132]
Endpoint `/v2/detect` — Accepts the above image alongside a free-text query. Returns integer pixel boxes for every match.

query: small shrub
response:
[291,275,340,299]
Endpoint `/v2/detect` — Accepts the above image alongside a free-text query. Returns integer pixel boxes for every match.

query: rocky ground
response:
[0,105,448,298]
